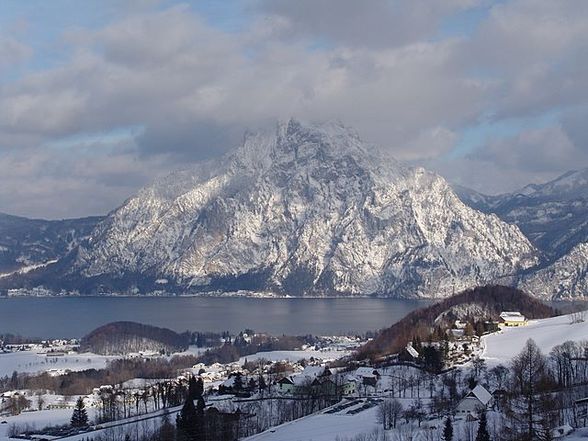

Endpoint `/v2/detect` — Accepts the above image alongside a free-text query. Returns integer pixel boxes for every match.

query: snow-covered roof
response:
[499,311,526,322]
[406,343,419,358]
[468,385,492,406]
[355,367,379,377]
[290,366,331,386]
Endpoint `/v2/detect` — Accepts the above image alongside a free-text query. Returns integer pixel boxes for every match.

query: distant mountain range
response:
[0,213,101,276]
[0,120,585,300]
[454,169,588,299]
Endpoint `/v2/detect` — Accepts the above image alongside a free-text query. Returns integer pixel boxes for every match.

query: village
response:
[2,309,568,441]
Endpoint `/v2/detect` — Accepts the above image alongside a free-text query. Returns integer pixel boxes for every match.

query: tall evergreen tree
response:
[476,410,491,441]
[443,416,453,441]
[233,373,243,391]
[176,397,201,441]
[71,397,89,428]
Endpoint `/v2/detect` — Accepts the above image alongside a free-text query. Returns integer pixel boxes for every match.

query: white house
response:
[355,367,380,386]
[406,343,420,359]
[456,385,493,415]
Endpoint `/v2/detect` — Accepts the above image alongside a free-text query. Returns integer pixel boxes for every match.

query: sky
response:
[0,0,587,219]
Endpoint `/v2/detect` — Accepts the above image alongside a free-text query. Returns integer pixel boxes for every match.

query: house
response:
[341,376,357,395]
[277,376,295,394]
[405,343,420,359]
[456,385,493,415]
[278,366,333,395]
[355,367,381,387]
[499,312,527,327]
[575,396,588,426]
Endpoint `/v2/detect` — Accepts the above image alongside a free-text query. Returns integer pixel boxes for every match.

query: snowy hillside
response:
[36,119,539,298]
[483,312,588,364]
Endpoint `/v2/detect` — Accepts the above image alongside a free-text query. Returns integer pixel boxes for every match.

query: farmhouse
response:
[355,367,381,386]
[499,311,527,327]
[456,385,493,415]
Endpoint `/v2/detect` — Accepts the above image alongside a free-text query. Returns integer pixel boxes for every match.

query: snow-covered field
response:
[0,352,113,376]
[245,402,381,441]
[238,349,350,365]
[482,313,588,365]
[0,407,98,441]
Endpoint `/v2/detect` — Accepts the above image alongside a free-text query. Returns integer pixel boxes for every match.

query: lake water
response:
[0,297,429,339]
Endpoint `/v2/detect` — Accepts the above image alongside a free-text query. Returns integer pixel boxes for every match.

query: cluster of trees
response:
[197,333,309,365]
[95,378,189,423]
[362,337,588,441]
[80,322,189,355]
[176,377,244,441]
[0,355,199,396]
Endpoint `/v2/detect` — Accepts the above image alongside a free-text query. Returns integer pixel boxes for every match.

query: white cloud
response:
[0,0,587,217]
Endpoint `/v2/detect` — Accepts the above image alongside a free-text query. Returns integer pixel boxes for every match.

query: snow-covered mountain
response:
[455,169,588,299]
[22,119,535,298]
[455,169,588,259]
[0,213,102,277]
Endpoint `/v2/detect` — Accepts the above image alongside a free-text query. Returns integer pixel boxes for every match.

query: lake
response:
[0,296,430,338]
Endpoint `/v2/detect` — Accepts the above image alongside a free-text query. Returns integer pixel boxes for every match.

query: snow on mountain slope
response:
[0,213,101,274]
[519,243,588,300]
[17,120,537,298]
[61,120,540,297]
[455,169,588,299]
[483,312,588,364]
[454,169,588,260]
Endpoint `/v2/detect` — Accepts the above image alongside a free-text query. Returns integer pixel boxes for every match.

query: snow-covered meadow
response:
[0,352,114,377]
[482,313,588,365]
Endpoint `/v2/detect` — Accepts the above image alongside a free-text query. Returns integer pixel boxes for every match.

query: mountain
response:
[455,169,588,259]
[7,119,538,298]
[0,213,102,278]
[455,169,588,299]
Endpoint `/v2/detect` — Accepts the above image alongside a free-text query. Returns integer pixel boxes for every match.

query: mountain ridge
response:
[0,120,539,298]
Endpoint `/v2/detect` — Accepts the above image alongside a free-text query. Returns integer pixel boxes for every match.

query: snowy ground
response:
[244,400,381,441]
[0,352,114,377]
[0,408,98,441]
[238,348,350,365]
[482,313,588,365]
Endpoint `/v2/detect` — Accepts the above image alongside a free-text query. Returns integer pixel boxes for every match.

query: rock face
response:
[519,243,588,300]
[455,169,588,299]
[54,120,536,298]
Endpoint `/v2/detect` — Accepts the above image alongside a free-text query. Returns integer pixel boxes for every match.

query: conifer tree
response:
[233,373,243,391]
[71,397,89,428]
[476,410,491,441]
[443,416,453,441]
[176,397,201,441]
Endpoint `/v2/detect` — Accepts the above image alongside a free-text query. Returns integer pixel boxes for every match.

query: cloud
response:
[256,0,482,49]
[0,0,587,217]
[429,125,588,194]
[0,36,32,69]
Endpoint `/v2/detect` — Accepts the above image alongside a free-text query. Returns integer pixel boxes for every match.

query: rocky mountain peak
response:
[3,120,541,298]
